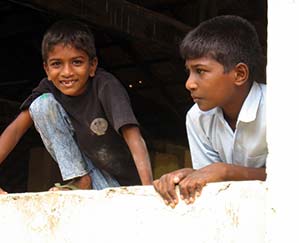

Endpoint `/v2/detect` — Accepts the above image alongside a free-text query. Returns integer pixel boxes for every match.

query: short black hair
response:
[41,19,96,62]
[180,15,264,82]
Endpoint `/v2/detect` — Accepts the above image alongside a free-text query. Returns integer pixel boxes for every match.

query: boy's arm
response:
[220,162,266,181]
[154,162,266,207]
[121,125,153,185]
[0,110,33,193]
[177,162,266,204]
[0,110,33,163]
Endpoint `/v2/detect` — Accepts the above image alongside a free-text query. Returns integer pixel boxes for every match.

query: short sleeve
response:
[20,78,52,110]
[96,71,139,133]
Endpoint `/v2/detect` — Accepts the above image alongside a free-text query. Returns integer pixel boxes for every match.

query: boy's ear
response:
[89,57,98,77]
[234,63,249,86]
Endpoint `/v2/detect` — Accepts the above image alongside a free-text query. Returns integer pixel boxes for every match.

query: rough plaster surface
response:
[0,181,266,243]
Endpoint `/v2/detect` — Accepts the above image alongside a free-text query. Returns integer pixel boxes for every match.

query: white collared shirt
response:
[186,81,267,169]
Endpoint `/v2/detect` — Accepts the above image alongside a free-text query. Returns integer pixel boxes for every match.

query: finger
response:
[173,177,179,184]
[195,184,203,197]
[153,179,160,192]
[180,178,200,204]
[173,169,193,184]
[178,180,190,203]
[161,175,179,207]
[153,179,165,198]
[166,185,179,208]
[154,177,178,207]
[188,184,196,204]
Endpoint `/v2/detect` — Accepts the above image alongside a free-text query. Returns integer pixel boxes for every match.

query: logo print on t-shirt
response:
[90,118,108,136]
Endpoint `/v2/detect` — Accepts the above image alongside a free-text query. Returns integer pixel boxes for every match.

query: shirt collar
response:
[196,81,262,123]
[237,81,262,123]
[209,81,262,123]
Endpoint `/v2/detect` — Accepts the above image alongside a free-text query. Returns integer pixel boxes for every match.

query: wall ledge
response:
[0,181,267,243]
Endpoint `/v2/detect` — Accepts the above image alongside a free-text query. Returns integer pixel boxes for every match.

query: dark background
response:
[0,0,267,192]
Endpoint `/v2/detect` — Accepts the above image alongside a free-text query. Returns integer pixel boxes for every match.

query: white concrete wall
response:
[266,1,299,242]
[0,182,266,243]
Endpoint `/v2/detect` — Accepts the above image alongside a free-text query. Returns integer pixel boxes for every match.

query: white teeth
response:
[61,80,75,87]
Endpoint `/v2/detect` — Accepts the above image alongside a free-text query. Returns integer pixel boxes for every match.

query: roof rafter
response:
[8,0,191,49]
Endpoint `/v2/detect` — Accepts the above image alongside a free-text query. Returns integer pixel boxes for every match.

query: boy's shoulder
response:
[258,82,266,96]
[186,104,218,125]
[91,68,128,96]
[237,81,266,123]
[92,68,119,84]
[247,81,266,105]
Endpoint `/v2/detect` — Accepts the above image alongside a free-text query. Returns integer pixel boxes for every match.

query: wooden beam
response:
[128,0,190,8]
[8,0,191,49]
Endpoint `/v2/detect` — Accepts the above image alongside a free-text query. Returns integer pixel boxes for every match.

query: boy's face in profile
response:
[185,56,237,112]
[43,43,98,96]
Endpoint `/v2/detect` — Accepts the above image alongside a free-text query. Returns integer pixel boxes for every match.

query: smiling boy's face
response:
[44,43,98,96]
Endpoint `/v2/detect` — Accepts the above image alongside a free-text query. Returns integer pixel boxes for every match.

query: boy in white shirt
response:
[154,15,267,208]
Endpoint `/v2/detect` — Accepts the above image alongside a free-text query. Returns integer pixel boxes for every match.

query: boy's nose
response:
[185,75,197,91]
[61,64,73,77]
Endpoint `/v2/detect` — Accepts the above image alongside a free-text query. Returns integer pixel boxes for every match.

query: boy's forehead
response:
[49,43,76,51]
[49,43,84,53]
[185,55,217,66]
[46,43,89,60]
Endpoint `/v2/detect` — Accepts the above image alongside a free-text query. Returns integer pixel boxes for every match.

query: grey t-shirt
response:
[21,68,141,186]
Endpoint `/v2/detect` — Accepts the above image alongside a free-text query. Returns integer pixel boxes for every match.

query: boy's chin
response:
[196,103,214,112]
[57,87,87,97]
[58,89,78,97]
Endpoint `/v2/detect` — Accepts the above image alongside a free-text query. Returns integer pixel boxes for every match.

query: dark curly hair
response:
[41,19,96,62]
[180,15,265,82]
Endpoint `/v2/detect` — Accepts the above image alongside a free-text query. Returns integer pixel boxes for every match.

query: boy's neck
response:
[222,82,252,131]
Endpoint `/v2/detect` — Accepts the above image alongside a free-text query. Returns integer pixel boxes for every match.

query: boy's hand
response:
[153,168,194,208]
[0,187,7,194]
[178,163,227,205]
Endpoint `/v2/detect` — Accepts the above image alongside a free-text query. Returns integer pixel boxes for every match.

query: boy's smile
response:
[44,43,97,96]
[185,56,237,112]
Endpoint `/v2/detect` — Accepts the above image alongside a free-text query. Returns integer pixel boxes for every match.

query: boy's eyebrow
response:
[71,55,86,59]
[48,55,86,62]
[47,58,61,62]
[185,63,204,69]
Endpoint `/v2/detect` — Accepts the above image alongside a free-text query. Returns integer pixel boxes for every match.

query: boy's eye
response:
[196,69,205,75]
[50,61,61,67]
[73,59,83,66]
